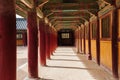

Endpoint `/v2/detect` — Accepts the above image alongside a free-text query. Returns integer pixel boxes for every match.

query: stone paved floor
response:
[17,46,117,80]
[17,46,28,80]
[39,47,116,80]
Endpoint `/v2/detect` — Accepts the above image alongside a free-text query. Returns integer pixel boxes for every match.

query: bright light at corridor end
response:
[16,14,23,18]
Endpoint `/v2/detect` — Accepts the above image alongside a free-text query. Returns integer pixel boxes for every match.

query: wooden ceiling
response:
[16,0,116,31]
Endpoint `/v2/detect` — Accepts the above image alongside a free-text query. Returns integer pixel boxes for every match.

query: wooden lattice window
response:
[101,16,110,38]
[61,33,69,39]
[17,33,23,39]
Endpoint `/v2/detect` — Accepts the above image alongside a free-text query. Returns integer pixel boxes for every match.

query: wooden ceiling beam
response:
[43,3,98,10]
[16,1,31,11]
[20,0,33,9]
[16,5,27,14]
[37,0,49,8]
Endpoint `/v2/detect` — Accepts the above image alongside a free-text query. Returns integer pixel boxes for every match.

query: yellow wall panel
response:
[85,40,89,54]
[100,41,112,71]
[91,40,96,60]
[82,39,84,52]
[17,40,23,46]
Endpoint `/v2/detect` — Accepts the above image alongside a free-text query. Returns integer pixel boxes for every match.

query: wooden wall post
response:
[111,8,119,78]
[96,16,100,65]
[88,22,92,60]
[84,26,86,54]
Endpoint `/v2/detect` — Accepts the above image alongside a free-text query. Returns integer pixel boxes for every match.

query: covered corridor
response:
[0,0,120,80]
[17,47,115,80]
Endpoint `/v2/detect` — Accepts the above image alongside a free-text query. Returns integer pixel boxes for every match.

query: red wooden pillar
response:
[111,8,119,78]
[23,32,27,46]
[50,27,54,55]
[80,28,82,53]
[39,20,46,66]
[27,9,38,78]
[83,26,86,54]
[45,25,50,59]
[49,27,52,55]
[77,28,80,53]
[96,17,100,65]
[110,1,119,78]
[0,0,16,80]
[54,31,57,50]
[52,32,55,52]
[75,30,78,52]
[56,32,58,48]
[88,22,92,60]
[47,32,51,59]
[51,29,54,54]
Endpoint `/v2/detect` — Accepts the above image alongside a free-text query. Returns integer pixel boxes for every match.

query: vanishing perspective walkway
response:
[17,47,116,80]
[39,47,115,80]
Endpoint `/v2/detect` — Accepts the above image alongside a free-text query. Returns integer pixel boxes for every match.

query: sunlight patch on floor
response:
[39,47,114,80]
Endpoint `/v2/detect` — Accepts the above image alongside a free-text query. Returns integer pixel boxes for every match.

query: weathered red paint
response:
[83,26,86,54]
[50,28,53,55]
[77,30,80,53]
[96,17,100,65]
[47,33,51,59]
[22,32,27,46]
[49,27,57,55]
[111,8,118,78]
[0,0,16,80]
[27,10,38,78]
[45,25,51,59]
[50,29,54,54]
[88,22,92,60]
[53,31,57,52]
[75,30,79,53]
[80,29,82,52]
[39,20,46,66]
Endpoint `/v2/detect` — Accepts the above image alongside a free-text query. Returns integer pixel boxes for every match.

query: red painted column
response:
[47,32,51,59]
[39,20,46,66]
[22,32,27,46]
[49,28,52,55]
[54,31,57,51]
[77,29,80,53]
[0,0,16,80]
[55,32,58,49]
[111,8,119,78]
[83,26,86,54]
[75,30,78,53]
[111,1,119,78]
[75,31,77,48]
[50,27,54,55]
[27,9,38,78]
[88,22,92,60]
[96,17,100,65]
[51,29,54,54]
[45,25,50,59]
[80,28,82,53]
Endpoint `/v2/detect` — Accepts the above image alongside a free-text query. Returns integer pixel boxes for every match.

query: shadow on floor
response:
[50,58,82,62]
[45,65,98,70]
[36,47,118,80]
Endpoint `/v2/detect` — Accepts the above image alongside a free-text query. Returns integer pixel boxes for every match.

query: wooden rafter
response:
[20,0,33,9]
